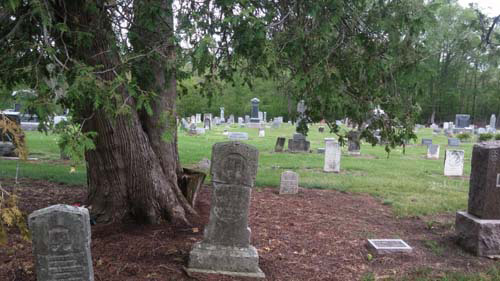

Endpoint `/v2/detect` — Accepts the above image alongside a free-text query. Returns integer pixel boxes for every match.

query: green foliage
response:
[55,121,96,164]
[478,133,494,142]
[495,134,500,140]
[0,186,30,245]
[457,133,472,142]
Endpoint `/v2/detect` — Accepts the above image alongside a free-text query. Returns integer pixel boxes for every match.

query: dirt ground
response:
[0,178,497,281]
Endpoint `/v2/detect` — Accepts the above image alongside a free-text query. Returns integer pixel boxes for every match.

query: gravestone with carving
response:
[279,171,299,194]
[444,149,464,176]
[187,142,264,278]
[28,204,94,281]
[456,141,500,256]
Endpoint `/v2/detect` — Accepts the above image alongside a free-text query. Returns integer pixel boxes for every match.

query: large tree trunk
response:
[51,1,195,225]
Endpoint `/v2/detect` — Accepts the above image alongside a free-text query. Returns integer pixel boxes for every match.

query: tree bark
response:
[50,1,194,225]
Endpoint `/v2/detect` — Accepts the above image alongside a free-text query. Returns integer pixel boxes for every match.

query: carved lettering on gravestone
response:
[279,171,299,194]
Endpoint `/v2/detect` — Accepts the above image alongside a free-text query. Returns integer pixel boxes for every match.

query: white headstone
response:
[324,138,341,173]
[258,128,265,137]
[444,149,465,176]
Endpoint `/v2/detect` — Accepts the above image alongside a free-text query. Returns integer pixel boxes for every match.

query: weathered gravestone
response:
[490,114,497,132]
[288,133,310,153]
[347,131,361,156]
[250,98,260,123]
[245,115,250,124]
[444,149,464,176]
[187,142,264,278]
[258,128,265,137]
[238,117,244,124]
[318,126,325,133]
[448,138,460,147]
[28,204,94,281]
[274,137,286,152]
[271,120,280,129]
[427,144,440,159]
[324,138,341,173]
[455,114,470,128]
[421,138,432,146]
[181,118,189,131]
[456,141,500,256]
[367,239,412,254]
[228,132,249,141]
[279,171,299,195]
[204,117,211,130]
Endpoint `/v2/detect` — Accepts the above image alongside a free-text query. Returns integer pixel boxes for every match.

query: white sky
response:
[458,0,500,16]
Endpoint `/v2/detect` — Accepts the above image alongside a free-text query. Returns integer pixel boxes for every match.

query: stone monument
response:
[28,204,94,281]
[279,171,299,195]
[490,114,497,132]
[444,149,464,176]
[258,128,265,137]
[421,138,432,146]
[275,137,286,152]
[448,138,460,147]
[220,107,225,122]
[347,131,361,156]
[196,113,202,124]
[455,114,470,128]
[288,133,310,153]
[187,142,264,278]
[250,98,260,123]
[456,141,500,256]
[427,144,440,159]
[324,138,341,173]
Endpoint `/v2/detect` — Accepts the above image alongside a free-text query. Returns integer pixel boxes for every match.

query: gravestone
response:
[213,117,220,125]
[187,142,264,278]
[455,114,470,128]
[275,137,286,152]
[490,114,497,131]
[245,115,250,124]
[444,149,464,176]
[228,115,235,124]
[324,138,341,173]
[347,131,361,156]
[228,132,249,141]
[238,117,244,124]
[318,126,325,133]
[263,112,267,123]
[271,120,280,129]
[430,123,439,130]
[443,122,450,130]
[258,111,263,122]
[250,98,260,123]
[220,107,225,122]
[195,128,206,135]
[427,144,440,159]
[28,205,94,281]
[181,118,189,131]
[433,128,442,134]
[477,128,487,135]
[191,115,196,124]
[421,138,432,146]
[296,100,306,128]
[204,117,211,130]
[279,171,299,195]
[288,133,310,153]
[456,141,500,256]
[367,239,412,254]
[317,148,325,154]
[448,138,460,147]
[258,128,265,137]
[196,113,202,124]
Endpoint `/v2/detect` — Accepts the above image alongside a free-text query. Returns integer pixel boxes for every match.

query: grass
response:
[0,124,475,217]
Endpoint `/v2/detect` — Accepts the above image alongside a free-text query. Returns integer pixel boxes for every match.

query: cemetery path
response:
[0,178,496,281]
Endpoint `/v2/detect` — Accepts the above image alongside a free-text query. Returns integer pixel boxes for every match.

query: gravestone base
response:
[247,123,262,129]
[187,242,265,278]
[456,211,500,257]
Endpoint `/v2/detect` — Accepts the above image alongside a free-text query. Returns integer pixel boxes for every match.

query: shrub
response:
[495,134,500,140]
[457,133,471,142]
[479,133,494,142]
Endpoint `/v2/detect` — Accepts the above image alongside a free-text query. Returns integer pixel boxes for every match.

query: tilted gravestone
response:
[444,149,464,176]
[456,141,500,256]
[274,137,286,152]
[324,138,341,173]
[28,204,94,281]
[421,138,432,146]
[426,144,440,159]
[288,133,310,153]
[187,142,264,278]
[279,171,299,195]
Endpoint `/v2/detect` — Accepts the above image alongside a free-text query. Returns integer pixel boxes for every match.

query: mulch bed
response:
[0,178,496,281]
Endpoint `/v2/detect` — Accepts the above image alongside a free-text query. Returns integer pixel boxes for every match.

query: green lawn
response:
[0,125,476,217]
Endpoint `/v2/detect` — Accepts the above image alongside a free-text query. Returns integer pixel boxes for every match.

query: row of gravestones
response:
[422,139,466,176]
[27,141,500,280]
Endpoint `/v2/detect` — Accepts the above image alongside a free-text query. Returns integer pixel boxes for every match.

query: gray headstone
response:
[478,128,487,135]
[196,113,202,124]
[220,107,225,121]
[468,141,500,219]
[317,148,325,154]
[491,114,497,131]
[324,138,341,173]
[28,205,94,281]
[367,239,412,254]
[455,114,470,128]
[181,118,189,130]
[318,126,325,133]
[188,142,264,278]
[347,131,361,155]
[279,171,299,195]
[204,117,211,130]
[296,100,306,127]
[427,144,440,159]
[448,138,460,147]
[444,149,465,177]
[245,115,250,124]
[228,132,249,141]
[271,120,280,129]
[250,98,260,123]
[275,137,286,152]
[288,134,310,152]
[421,138,432,146]
[238,117,244,124]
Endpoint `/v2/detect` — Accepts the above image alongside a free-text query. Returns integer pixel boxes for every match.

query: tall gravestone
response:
[28,205,94,281]
[296,100,306,128]
[456,141,500,256]
[187,142,264,278]
[275,137,286,152]
[250,98,260,123]
[490,114,497,131]
[204,117,211,130]
[347,131,361,156]
[444,150,464,176]
[324,138,341,173]
[220,107,225,122]
[279,171,299,195]
[455,114,470,128]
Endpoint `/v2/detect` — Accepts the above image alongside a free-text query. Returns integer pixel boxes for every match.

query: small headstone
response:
[347,131,361,155]
[443,122,450,130]
[448,138,460,147]
[187,142,264,278]
[196,113,202,123]
[317,148,325,154]
[275,137,286,152]
[271,120,280,129]
[228,132,249,141]
[250,98,260,123]
[421,138,432,146]
[427,144,440,159]
[228,115,235,124]
[367,239,412,254]
[430,123,439,130]
[238,117,244,124]
[318,126,325,133]
[181,118,189,131]
[433,128,442,134]
[279,171,299,195]
[245,115,250,124]
[28,205,94,281]
[444,149,464,176]
[258,128,265,137]
[204,117,211,130]
[324,138,341,173]
[288,133,310,152]
[455,114,470,128]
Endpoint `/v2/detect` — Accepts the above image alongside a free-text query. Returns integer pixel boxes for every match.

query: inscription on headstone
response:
[28,205,94,281]
[187,142,264,278]
[444,149,464,176]
[279,171,299,195]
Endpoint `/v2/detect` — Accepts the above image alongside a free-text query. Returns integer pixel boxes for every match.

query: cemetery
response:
[2,1,500,281]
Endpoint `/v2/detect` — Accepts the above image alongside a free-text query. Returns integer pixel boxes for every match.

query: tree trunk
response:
[51,1,195,225]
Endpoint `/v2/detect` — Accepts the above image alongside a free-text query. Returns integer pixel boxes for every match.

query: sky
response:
[458,0,500,16]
